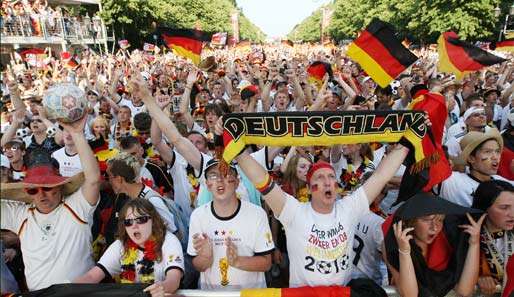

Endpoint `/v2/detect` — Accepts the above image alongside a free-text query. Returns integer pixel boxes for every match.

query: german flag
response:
[347,18,418,88]
[307,61,332,89]
[490,39,514,53]
[158,27,212,65]
[241,286,350,297]
[438,32,506,79]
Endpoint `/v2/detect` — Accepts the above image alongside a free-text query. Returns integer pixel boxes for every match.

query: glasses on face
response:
[2,146,21,153]
[123,215,151,227]
[25,187,54,195]
[206,171,236,182]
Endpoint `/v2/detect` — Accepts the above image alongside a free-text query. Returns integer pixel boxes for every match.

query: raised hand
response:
[186,68,199,86]
[156,93,172,110]
[458,213,487,245]
[58,112,88,135]
[393,220,414,253]
[477,276,498,296]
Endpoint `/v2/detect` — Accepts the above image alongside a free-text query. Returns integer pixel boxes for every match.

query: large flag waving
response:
[158,27,212,65]
[347,18,418,88]
[438,32,506,79]
[490,39,514,53]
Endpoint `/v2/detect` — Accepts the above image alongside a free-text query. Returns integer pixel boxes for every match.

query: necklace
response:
[120,238,157,284]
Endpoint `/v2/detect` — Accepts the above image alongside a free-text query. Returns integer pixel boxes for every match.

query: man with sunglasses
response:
[0,115,101,291]
[187,159,274,289]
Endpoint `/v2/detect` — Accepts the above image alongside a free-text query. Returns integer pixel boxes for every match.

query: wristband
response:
[254,173,271,191]
[260,181,276,196]
[398,248,411,255]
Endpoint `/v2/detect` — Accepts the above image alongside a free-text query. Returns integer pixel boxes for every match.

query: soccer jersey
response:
[0,188,97,290]
[98,232,184,281]
[350,212,388,286]
[187,200,274,289]
[278,187,369,287]
[51,147,83,177]
[439,172,513,207]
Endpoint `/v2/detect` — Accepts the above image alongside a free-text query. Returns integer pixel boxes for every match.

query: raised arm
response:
[362,144,408,204]
[0,110,25,147]
[151,119,174,165]
[179,68,199,130]
[59,115,100,206]
[130,69,203,171]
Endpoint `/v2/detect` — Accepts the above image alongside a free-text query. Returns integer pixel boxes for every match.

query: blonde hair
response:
[90,116,111,139]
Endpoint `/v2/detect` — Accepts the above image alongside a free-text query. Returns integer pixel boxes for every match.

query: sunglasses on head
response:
[123,215,151,227]
[25,187,54,195]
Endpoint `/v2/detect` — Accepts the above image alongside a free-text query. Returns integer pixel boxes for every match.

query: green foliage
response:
[289,0,513,44]
[100,0,265,47]
[287,6,323,42]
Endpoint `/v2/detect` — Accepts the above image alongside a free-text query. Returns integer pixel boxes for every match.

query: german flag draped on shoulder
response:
[221,110,432,167]
[157,27,212,65]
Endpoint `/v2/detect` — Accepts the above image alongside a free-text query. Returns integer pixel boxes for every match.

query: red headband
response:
[306,161,335,184]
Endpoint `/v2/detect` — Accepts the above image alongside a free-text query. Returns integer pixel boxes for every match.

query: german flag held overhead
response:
[438,32,507,79]
[158,27,212,65]
[347,18,418,88]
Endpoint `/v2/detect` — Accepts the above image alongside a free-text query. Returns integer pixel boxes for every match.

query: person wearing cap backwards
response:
[234,136,412,286]
[472,180,514,296]
[439,128,513,208]
[383,193,486,297]
[0,115,101,291]
[186,159,274,289]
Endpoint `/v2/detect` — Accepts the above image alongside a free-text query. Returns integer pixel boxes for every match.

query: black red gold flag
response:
[438,32,506,79]
[347,18,418,88]
[490,39,514,53]
[158,27,212,65]
[307,61,332,89]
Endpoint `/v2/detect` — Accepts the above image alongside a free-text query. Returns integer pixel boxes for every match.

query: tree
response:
[287,6,323,42]
[99,0,266,47]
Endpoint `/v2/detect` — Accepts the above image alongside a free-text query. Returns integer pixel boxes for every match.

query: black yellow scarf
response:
[221,110,432,168]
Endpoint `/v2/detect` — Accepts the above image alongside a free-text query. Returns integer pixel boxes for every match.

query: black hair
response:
[472,180,514,211]
[133,112,151,131]
[119,135,140,150]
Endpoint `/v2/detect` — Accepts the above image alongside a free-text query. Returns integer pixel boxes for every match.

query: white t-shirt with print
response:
[0,188,97,290]
[278,187,369,287]
[98,233,184,281]
[350,212,388,286]
[51,147,83,177]
[187,200,274,289]
[439,171,513,207]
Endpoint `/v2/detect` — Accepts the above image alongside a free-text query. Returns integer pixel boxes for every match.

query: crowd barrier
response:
[174,287,401,297]
[1,14,105,41]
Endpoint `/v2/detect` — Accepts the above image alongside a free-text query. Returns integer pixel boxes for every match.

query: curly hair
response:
[116,199,166,261]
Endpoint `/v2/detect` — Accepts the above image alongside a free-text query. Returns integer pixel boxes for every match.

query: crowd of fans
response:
[0,40,513,297]
[1,0,102,39]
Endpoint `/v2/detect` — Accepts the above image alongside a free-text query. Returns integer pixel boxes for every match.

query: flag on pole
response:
[118,39,130,50]
[346,18,418,88]
[158,27,212,65]
[143,43,156,52]
[437,32,506,79]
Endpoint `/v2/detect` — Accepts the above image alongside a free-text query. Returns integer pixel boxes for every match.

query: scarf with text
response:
[221,110,433,169]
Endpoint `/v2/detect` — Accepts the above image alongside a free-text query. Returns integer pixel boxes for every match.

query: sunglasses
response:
[25,187,54,195]
[123,215,151,227]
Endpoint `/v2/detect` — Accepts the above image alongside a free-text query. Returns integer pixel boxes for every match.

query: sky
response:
[236,0,332,38]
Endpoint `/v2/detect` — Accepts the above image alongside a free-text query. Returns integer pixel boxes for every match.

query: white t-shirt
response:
[350,212,388,286]
[278,187,369,287]
[0,188,97,290]
[97,233,184,281]
[187,200,274,289]
[51,147,83,177]
[118,98,146,117]
[439,172,513,207]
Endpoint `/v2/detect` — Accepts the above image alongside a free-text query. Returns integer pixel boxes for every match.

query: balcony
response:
[1,14,111,48]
